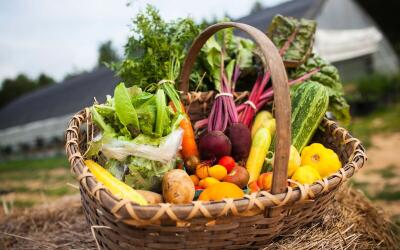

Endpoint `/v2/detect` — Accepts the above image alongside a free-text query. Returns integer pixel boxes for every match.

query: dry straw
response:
[0,187,398,249]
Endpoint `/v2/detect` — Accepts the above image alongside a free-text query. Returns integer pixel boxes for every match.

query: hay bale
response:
[264,187,399,249]
[0,187,398,249]
[0,195,96,250]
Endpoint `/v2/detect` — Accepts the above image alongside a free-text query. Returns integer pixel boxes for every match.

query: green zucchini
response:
[291,81,329,152]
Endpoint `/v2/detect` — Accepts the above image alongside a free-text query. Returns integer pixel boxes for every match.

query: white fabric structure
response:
[315,27,382,63]
[0,114,72,149]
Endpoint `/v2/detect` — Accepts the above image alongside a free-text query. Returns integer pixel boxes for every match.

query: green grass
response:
[374,190,400,201]
[0,156,77,209]
[348,103,400,147]
[367,165,398,179]
[349,180,369,190]
[12,200,36,208]
[0,156,68,173]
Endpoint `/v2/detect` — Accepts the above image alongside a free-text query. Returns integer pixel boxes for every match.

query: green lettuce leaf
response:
[125,156,175,192]
[105,159,126,181]
[114,82,140,136]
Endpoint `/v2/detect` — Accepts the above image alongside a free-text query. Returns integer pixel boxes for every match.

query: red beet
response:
[199,131,232,160]
[226,123,251,161]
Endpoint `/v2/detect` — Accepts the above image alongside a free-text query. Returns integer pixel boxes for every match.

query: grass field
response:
[0,156,78,216]
[347,103,400,226]
[348,103,400,147]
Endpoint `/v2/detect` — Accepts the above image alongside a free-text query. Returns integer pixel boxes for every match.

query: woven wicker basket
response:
[65,22,367,249]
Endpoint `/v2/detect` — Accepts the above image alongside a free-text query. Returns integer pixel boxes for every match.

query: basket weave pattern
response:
[65,22,367,249]
[65,110,366,249]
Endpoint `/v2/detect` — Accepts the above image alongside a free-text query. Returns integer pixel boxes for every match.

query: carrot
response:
[169,101,199,160]
[180,116,199,159]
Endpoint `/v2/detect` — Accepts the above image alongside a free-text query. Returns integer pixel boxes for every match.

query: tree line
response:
[0,40,120,109]
[0,1,266,109]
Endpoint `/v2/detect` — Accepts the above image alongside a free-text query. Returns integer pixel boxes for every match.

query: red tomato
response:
[248,180,260,193]
[195,185,204,191]
[218,156,236,174]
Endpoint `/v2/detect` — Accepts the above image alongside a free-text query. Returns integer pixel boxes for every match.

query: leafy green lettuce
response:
[86,83,182,191]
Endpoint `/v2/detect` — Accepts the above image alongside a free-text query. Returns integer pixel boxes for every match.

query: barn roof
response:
[0,68,117,129]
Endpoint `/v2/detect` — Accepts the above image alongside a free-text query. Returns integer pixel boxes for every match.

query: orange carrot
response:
[169,101,199,160]
[180,116,199,159]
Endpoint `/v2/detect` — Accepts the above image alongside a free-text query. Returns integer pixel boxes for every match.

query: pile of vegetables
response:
[84,7,350,206]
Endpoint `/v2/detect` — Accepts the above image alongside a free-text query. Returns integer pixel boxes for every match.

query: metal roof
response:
[0,67,118,129]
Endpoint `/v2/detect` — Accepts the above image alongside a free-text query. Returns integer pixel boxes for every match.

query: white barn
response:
[236,0,399,81]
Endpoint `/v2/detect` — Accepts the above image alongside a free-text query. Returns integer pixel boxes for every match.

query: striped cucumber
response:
[291,81,329,152]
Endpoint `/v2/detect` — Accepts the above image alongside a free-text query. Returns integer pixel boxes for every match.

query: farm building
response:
[236,0,399,81]
[0,0,398,156]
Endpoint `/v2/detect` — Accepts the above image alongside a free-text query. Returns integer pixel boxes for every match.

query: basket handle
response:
[179,22,291,198]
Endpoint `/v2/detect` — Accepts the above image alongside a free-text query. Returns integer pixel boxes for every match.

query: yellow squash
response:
[246,127,272,182]
[84,160,148,205]
[251,111,275,138]
[300,143,342,178]
[290,165,321,185]
[198,182,244,201]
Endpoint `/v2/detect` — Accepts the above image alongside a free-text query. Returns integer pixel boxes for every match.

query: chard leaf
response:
[114,82,140,135]
[289,55,351,124]
[203,36,222,90]
[268,15,316,66]
[225,59,236,85]
[237,39,255,69]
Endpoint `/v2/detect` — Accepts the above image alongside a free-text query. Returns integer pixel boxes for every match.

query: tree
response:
[250,1,264,14]
[97,40,120,67]
[0,73,56,108]
[0,74,36,107]
[37,73,55,87]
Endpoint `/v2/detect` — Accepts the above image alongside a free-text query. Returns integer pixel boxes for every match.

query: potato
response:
[162,169,195,204]
[137,190,164,204]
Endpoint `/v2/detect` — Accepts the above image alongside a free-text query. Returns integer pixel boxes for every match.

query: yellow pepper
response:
[208,165,228,180]
[291,165,321,185]
[199,177,220,188]
[300,143,342,178]
[84,160,148,205]
[198,182,244,201]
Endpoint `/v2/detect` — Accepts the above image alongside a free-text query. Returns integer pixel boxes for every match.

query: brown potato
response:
[162,169,195,204]
[136,190,164,204]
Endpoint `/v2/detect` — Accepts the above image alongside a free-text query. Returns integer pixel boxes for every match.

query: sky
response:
[0,0,288,83]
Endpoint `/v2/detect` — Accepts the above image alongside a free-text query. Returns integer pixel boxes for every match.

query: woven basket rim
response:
[65,109,367,223]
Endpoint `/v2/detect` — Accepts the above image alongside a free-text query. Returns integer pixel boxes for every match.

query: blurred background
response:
[0,0,399,226]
